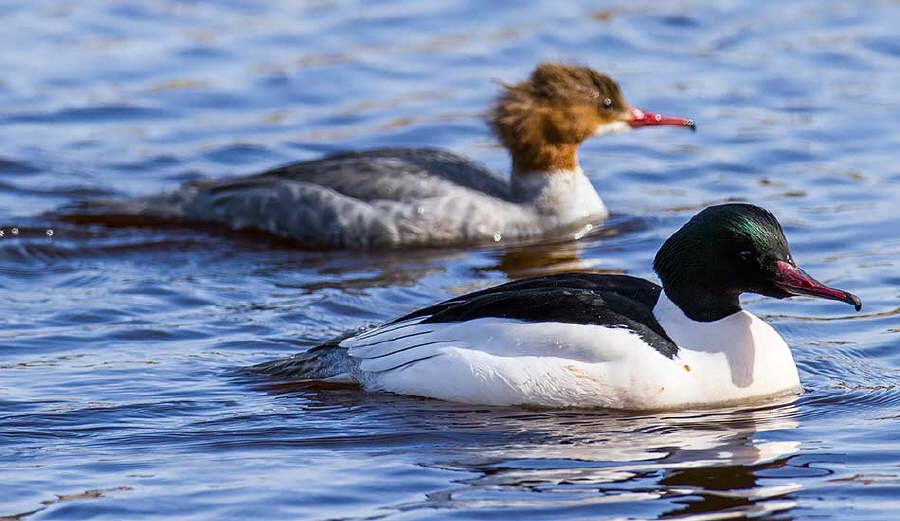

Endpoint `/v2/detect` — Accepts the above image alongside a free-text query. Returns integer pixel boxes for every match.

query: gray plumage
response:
[247,342,356,382]
[62,147,607,248]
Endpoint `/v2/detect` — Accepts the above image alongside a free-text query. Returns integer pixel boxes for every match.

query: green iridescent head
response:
[653,203,860,321]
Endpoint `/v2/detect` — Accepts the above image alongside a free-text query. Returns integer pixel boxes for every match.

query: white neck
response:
[511,167,609,220]
[652,292,802,404]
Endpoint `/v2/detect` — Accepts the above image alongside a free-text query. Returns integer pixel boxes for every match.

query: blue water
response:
[1,1,898,519]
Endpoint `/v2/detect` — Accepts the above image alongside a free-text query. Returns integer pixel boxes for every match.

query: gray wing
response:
[203,147,512,202]
[61,147,518,248]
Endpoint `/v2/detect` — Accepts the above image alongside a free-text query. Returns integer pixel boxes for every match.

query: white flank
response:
[651,292,802,408]
[343,317,660,408]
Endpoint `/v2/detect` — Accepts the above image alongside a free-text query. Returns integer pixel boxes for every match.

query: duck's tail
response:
[245,342,356,383]
[57,189,202,227]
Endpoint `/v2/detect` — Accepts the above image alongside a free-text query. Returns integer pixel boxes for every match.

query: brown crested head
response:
[490,63,694,174]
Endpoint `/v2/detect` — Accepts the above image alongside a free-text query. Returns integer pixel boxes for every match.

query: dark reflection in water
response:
[249,381,807,519]
[483,215,650,278]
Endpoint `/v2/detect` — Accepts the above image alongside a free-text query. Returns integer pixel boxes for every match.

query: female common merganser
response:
[252,204,861,409]
[65,63,694,248]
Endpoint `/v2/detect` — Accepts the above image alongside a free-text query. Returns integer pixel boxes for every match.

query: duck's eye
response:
[602,98,613,109]
[739,251,755,262]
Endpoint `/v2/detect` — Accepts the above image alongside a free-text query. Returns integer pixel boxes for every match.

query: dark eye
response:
[602,98,613,109]
[739,251,755,262]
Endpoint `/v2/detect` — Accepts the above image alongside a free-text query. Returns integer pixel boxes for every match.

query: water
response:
[1,1,898,519]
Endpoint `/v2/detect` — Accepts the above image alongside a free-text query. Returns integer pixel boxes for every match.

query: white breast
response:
[650,292,802,407]
[512,168,609,221]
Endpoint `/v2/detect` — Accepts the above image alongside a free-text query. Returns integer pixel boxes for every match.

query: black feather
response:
[395,273,678,359]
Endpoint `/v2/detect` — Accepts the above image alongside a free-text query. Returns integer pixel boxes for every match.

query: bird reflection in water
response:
[263,213,646,292]
[252,379,803,519]
[413,401,803,519]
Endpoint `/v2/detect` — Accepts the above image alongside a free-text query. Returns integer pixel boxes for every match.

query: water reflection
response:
[422,403,802,519]
[481,215,648,278]
[256,380,803,519]
[262,214,650,292]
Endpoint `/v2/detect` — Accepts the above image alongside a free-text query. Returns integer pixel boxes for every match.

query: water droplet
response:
[11,228,18,235]
[46,229,53,237]
[493,234,501,242]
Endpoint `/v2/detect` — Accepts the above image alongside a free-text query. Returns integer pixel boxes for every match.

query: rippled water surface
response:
[2,1,899,519]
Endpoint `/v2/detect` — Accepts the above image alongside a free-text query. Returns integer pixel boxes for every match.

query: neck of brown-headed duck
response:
[508,154,608,220]
[508,142,580,175]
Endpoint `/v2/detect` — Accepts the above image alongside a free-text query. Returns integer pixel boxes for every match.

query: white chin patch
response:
[594,121,631,136]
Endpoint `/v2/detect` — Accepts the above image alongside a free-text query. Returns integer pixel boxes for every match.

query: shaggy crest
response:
[490,63,631,173]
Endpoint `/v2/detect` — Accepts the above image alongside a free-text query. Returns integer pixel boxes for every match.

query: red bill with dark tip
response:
[628,107,696,131]
[773,260,861,311]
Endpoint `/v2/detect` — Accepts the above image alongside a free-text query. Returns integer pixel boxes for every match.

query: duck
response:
[251,203,861,409]
[64,63,695,248]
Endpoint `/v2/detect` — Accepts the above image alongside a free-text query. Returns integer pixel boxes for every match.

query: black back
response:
[395,273,679,359]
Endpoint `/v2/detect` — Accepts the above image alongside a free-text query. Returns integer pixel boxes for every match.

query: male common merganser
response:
[65,63,694,248]
[252,204,861,409]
